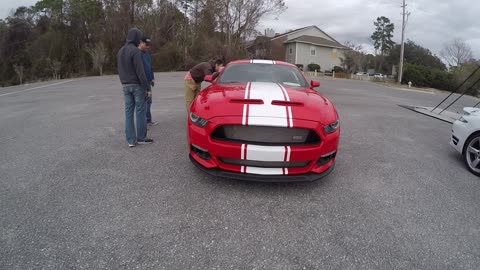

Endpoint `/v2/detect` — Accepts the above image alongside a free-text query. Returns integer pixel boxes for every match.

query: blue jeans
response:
[123,85,147,144]
[146,96,152,123]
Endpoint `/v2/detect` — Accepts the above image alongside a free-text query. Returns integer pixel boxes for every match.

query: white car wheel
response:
[463,132,480,177]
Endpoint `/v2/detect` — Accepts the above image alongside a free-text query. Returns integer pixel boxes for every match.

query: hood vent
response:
[230,99,264,104]
[271,100,303,106]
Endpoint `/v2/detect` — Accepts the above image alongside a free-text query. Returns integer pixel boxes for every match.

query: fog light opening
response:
[191,144,211,160]
[317,151,336,166]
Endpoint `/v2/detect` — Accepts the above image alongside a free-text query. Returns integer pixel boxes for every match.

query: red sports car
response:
[187,59,340,182]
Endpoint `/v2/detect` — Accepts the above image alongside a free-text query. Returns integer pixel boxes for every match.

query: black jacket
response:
[117,28,150,91]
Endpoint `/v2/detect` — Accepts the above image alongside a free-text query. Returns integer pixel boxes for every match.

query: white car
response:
[450,107,480,176]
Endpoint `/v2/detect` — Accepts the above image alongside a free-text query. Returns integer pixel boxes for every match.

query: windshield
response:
[218,63,308,87]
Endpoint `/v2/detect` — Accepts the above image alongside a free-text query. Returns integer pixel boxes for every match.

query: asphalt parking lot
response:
[1,73,479,269]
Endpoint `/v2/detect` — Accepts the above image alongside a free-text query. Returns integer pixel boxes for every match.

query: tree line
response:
[0,0,286,86]
[341,16,479,94]
[2,4,478,95]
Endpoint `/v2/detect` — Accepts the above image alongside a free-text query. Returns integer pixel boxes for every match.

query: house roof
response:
[285,35,346,49]
[271,26,310,40]
[271,25,343,45]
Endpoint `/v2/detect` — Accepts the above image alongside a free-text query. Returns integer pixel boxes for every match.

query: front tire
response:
[463,132,480,177]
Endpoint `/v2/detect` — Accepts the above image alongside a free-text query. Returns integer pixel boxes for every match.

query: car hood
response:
[191,82,337,125]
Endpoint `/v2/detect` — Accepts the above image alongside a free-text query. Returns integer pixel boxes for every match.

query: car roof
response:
[227,59,297,68]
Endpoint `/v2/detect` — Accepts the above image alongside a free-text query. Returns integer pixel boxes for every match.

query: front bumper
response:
[450,120,469,153]
[187,116,339,182]
[189,154,335,182]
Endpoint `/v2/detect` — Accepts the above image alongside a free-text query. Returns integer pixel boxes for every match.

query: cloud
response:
[258,0,480,58]
[3,0,479,59]
[0,0,37,20]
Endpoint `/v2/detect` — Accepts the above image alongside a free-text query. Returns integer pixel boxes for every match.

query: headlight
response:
[459,116,468,123]
[189,112,208,127]
[324,120,339,134]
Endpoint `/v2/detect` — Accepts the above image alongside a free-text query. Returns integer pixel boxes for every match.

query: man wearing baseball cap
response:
[139,36,157,126]
[117,28,153,147]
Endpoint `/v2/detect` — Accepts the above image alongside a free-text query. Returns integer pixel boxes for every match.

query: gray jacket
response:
[116,28,150,91]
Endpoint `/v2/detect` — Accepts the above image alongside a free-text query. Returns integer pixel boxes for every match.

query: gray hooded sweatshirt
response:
[117,28,150,91]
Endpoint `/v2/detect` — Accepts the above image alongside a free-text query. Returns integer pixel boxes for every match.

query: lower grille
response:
[211,125,320,146]
[218,157,310,168]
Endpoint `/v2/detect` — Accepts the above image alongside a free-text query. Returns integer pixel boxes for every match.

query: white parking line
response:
[0,80,75,97]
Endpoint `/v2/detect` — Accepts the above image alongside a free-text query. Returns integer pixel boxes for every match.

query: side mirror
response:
[311,80,320,88]
[204,75,214,83]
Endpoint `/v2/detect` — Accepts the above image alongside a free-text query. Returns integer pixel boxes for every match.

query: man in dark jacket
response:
[138,36,157,126]
[184,59,224,111]
[117,28,153,147]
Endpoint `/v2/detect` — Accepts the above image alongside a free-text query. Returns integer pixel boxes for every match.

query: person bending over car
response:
[184,59,224,111]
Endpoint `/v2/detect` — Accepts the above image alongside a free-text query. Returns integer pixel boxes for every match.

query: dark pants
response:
[146,96,152,123]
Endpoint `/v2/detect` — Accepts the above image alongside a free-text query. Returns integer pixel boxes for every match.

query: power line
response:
[431,65,480,112]
[440,74,480,113]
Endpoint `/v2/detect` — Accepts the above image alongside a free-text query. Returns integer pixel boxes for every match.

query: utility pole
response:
[398,0,410,84]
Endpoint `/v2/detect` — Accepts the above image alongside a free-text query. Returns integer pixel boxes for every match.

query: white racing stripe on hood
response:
[241,82,251,125]
[251,59,274,64]
[239,82,294,176]
[278,83,293,128]
[243,82,289,127]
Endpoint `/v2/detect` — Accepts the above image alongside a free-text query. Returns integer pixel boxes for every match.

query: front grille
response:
[218,157,310,168]
[211,125,320,146]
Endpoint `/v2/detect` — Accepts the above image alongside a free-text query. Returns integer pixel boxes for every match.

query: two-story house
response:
[247,25,346,71]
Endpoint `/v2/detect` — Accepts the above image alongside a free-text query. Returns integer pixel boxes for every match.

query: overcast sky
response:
[258,0,480,58]
[2,0,479,59]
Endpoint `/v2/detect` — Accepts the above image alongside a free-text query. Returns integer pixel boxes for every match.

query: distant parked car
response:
[373,73,384,78]
[355,72,367,76]
[450,107,480,176]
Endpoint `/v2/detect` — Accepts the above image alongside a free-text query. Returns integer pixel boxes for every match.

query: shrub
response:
[307,63,320,71]
[402,63,456,91]
[333,66,344,73]
[295,64,304,70]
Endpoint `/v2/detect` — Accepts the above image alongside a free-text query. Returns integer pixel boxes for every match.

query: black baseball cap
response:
[141,36,151,44]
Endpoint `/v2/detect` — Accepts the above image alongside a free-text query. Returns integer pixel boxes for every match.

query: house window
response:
[289,47,293,54]
[310,46,316,56]
[331,48,337,59]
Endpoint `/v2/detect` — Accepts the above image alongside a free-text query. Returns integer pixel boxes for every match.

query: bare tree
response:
[440,38,473,68]
[219,0,286,58]
[13,64,24,84]
[86,42,108,76]
[47,58,62,80]
[340,41,366,73]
